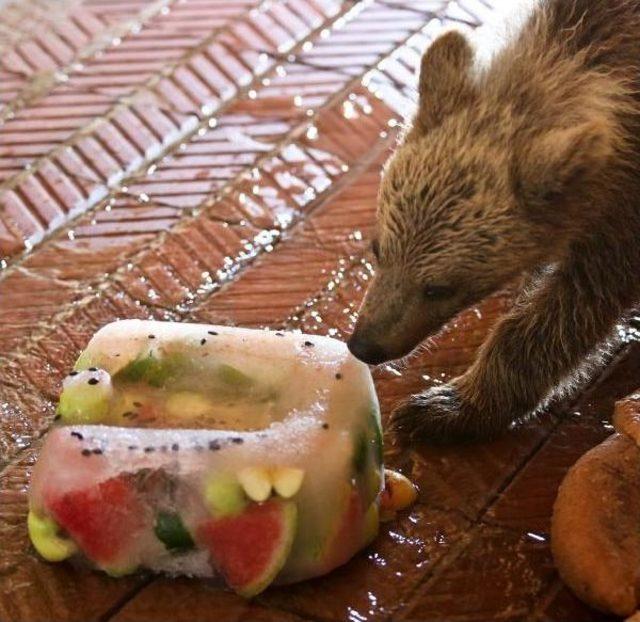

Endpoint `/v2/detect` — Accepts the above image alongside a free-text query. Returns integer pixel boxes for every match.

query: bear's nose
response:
[347,334,389,365]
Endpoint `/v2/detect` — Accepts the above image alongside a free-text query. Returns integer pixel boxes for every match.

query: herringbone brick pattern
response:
[0,1,625,620]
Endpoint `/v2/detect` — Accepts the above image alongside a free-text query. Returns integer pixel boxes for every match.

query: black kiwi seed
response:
[304,341,314,347]
[88,378,99,386]
[275,332,285,337]
[54,414,62,421]
[68,370,79,377]
[209,440,220,451]
[171,443,179,451]
[322,423,330,430]
[144,447,155,453]
[335,373,342,380]
[231,437,243,444]
[200,338,207,345]
[208,330,218,336]
[92,448,103,455]
[71,431,84,440]
[88,367,98,372]
[148,334,156,339]
[81,449,92,457]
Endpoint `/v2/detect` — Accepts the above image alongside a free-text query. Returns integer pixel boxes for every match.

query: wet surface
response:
[0,0,633,620]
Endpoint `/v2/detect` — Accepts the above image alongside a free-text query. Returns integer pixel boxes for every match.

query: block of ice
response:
[28,320,383,596]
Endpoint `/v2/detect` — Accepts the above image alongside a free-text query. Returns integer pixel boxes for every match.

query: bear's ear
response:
[513,121,615,208]
[411,30,477,137]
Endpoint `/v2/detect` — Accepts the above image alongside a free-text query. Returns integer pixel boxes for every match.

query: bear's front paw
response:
[390,384,482,445]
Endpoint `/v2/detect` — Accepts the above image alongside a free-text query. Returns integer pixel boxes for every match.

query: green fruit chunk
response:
[28,509,77,562]
[57,370,113,424]
[196,499,297,598]
[204,474,247,517]
[352,406,384,476]
[352,430,368,474]
[154,512,194,552]
[351,407,384,504]
[217,364,254,389]
[105,565,138,578]
[73,350,94,371]
[116,346,258,399]
[370,409,383,467]
[116,354,169,388]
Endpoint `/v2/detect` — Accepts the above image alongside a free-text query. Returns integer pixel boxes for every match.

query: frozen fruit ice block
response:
[28,320,384,596]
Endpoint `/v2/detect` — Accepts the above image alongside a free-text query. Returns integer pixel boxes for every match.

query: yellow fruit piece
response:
[105,565,137,578]
[165,392,213,418]
[238,466,272,502]
[272,467,305,499]
[381,469,418,513]
[28,510,77,562]
[203,473,247,516]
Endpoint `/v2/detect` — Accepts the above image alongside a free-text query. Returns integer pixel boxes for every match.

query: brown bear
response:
[348,0,640,442]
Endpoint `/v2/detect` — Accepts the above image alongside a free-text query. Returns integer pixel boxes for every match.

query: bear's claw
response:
[390,384,484,445]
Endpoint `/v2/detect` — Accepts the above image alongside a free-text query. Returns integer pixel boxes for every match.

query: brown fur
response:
[348,0,640,441]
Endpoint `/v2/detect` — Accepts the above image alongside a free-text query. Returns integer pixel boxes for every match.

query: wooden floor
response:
[0,1,628,620]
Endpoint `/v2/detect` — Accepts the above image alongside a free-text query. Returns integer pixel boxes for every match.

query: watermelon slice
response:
[47,475,147,573]
[319,486,366,570]
[196,498,297,597]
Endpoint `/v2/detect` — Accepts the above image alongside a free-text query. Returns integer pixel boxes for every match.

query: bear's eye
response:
[422,284,455,300]
[371,239,380,261]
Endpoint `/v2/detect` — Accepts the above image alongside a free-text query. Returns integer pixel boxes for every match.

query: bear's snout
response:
[347,333,390,365]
